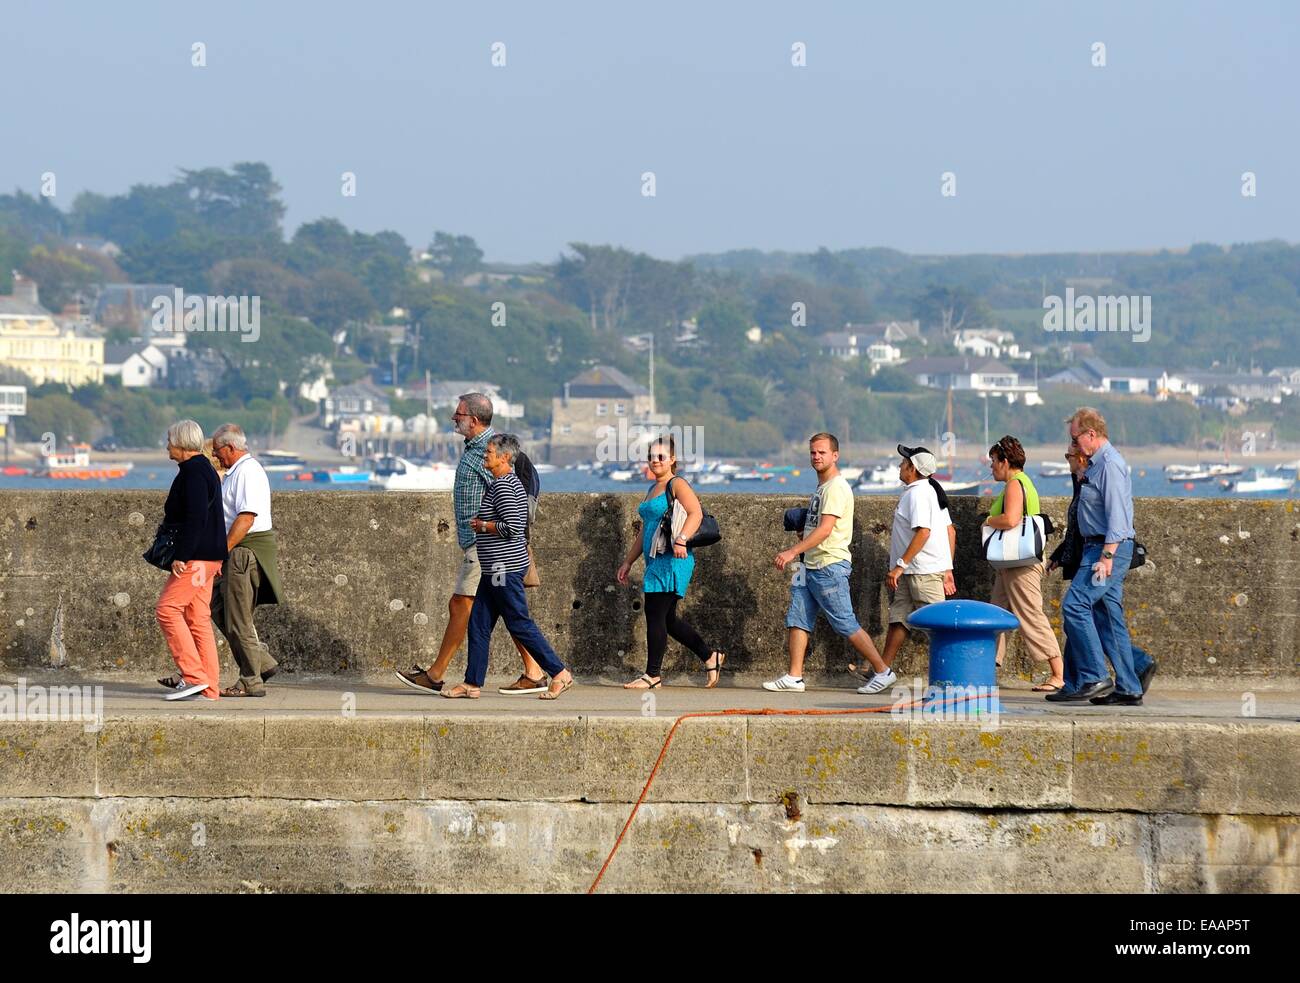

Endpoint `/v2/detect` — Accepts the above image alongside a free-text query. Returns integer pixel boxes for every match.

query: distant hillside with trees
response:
[1,163,1296,453]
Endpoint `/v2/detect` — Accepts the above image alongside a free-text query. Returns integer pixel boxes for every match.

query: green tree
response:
[697,298,751,349]
[427,231,484,282]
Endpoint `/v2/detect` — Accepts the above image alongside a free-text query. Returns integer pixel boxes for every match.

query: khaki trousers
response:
[210,545,279,687]
[991,561,1061,665]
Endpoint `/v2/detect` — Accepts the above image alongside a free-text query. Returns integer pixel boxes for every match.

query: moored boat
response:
[261,450,310,472]
[369,457,456,491]
[34,444,133,479]
[1232,468,1294,494]
[312,466,372,484]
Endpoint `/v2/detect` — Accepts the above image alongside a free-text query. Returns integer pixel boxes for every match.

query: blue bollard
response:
[906,600,1020,690]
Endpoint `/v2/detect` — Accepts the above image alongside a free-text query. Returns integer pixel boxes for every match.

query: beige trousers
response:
[991,561,1061,665]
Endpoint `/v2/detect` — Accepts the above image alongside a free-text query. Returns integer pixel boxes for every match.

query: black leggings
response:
[644,591,712,677]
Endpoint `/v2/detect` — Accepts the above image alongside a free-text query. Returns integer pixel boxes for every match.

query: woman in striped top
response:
[443,434,574,700]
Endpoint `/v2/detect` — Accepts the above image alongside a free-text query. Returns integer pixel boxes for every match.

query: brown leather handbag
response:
[523,544,541,589]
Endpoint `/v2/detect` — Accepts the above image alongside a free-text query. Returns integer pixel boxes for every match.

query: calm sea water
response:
[0,464,1290,500]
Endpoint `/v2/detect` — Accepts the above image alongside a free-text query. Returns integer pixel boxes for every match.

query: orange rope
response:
[587,691,993,894]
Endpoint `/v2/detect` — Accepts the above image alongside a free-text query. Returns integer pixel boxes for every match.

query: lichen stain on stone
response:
[978,732,1002,749]
[910,733,932,759]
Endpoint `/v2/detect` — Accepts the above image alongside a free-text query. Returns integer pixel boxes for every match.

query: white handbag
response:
[981,515,1046,569]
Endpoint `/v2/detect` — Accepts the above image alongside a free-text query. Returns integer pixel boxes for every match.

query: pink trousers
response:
[156,559,226,699]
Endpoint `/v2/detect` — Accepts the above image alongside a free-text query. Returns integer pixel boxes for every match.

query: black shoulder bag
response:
[145,482,219,571]
[659,475,722,549]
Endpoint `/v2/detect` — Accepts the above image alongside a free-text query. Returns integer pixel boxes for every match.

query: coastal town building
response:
[902,355,1035,394]
[103,342,168,387]
[549,364,665,464]
[0,276,104,386]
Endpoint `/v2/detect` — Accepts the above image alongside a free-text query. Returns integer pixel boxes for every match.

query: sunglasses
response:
[647,453,671,463]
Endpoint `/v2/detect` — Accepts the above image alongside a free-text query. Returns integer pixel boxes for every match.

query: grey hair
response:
[166,419,204,452]
[211,423,247,451]
[488,432,520,464]
[458,392,494,426]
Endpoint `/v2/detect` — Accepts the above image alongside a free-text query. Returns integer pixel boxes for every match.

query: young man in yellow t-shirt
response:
[764,433,894,694]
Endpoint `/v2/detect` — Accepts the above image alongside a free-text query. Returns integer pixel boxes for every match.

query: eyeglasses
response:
[647,454,670,463]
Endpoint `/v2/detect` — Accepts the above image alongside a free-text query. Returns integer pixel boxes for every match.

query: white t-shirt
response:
[890,479,953,574]
[222,453,273,535]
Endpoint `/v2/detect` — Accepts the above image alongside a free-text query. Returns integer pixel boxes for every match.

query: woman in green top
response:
[985,436,1065,692]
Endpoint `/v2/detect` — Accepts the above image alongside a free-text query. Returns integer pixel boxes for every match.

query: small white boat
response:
[1274,460,1300,473]
[369,457,456,491]
[261,450,309,472]
[730,470,773,482]
[838,466,863,482]
[855,464,901,493]
[1232,469,1294,494]
[1038,461,1072,478]
[1168,469,1216,483]
[1208,463,1244,477]
[534,463,557,474]
[607,469,636,482]
[938,480,982,494]
[697,472,728,485]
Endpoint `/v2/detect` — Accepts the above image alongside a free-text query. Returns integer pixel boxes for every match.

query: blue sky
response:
[5,0,1296,262]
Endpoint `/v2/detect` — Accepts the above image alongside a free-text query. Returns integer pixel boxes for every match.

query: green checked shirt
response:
[454,426,495,549]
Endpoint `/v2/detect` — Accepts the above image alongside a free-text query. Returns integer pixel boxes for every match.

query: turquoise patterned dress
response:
[639,491,695,598]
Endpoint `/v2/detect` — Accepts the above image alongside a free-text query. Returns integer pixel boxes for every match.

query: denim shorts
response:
[786,561,861,637]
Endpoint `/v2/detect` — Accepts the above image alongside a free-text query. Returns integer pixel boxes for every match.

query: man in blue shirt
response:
[1054,407,1157,705]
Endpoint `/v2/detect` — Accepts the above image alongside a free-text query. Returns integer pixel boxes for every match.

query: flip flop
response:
[703,652,727,689]
[1032,682,1064,693]
[622,675,661,689]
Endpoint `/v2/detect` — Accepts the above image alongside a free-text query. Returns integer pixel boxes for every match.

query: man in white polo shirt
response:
[210,423,285,697]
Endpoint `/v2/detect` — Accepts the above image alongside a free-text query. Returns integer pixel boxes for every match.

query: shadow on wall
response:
[566,497,640,678]
[673,534,760,678]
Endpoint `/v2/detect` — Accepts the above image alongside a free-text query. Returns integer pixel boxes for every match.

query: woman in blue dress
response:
[616,435,726,689]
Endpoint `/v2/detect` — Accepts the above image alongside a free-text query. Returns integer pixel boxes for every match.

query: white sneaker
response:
[164,682,208,701]
[762,675,805,693]
[857,669,897,695]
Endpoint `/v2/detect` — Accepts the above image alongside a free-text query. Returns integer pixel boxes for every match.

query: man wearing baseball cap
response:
[865,444,954,691]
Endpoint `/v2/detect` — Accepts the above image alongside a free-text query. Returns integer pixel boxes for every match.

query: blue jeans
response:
[465,572,565,687]
[786,561,861,637]
[1061,540,1143,696]
[1062,639,1152,692]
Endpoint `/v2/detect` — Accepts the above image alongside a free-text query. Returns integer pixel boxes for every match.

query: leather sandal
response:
[157,674,183,690]
[220,680,266,698]
[539,676,574,700]
[441,683,481,699]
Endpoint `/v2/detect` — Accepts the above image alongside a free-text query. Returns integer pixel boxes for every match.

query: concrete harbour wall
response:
[1,491,1297,682]
[1,714,1295,893]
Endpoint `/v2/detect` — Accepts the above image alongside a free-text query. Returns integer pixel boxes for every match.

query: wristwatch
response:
[1101,549,1114,559]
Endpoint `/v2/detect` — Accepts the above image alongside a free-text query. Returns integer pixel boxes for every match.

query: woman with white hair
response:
[153,420,228,701]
